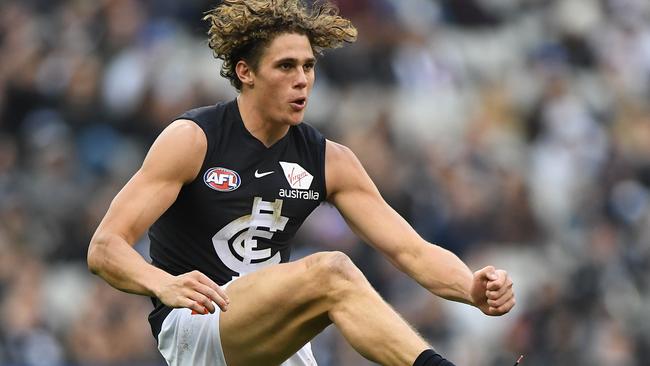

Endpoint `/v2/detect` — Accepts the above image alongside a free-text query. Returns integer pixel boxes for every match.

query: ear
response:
[235,60,255,88]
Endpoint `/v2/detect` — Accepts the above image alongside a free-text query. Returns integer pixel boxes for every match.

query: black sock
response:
[413,349,456,366]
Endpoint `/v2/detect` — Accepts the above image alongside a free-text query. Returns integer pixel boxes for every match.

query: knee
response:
[307,251,366,287]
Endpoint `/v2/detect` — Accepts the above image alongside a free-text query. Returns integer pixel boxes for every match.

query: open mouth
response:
[290,97,307,110]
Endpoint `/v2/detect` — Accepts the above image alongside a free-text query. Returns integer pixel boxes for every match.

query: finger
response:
[476,266,497,282]
[195,282,229,311]
[191,306,209,315]
[488,295,516,315]
[496,296,516,313]
[186,291,216,314]
[486,270,509,291]
[196,272,230,304]
[182,298,209,315]
[486,276,513,299]
[487,289,514,308]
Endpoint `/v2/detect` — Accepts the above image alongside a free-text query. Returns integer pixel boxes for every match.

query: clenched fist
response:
[470,266,515,316]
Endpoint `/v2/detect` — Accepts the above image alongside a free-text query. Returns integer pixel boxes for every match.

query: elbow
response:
[393,240,425,272]
[87,242,101,275]
[87,234,108,275]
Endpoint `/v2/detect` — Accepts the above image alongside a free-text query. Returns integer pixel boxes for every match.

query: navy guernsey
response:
[147,99,327,339]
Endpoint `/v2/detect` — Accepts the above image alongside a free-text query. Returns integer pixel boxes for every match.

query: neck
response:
[237,94,290,147]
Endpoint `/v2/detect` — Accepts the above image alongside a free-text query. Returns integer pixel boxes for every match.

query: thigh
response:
[219,253,333,366]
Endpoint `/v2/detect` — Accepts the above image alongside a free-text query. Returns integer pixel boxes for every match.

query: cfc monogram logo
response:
[212,197,288,276]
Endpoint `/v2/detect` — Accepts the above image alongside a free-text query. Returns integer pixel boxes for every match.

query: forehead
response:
[261,32,314,62]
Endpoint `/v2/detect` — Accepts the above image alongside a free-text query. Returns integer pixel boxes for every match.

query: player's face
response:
[252,32,315,126]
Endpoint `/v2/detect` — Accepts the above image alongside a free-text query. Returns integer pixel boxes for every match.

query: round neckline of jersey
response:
[231,99,292,151]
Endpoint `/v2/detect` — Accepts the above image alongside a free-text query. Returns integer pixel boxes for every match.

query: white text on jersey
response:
[279,188,320,200]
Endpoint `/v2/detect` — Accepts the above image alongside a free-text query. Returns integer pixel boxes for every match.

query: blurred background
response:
[1,0,649,365]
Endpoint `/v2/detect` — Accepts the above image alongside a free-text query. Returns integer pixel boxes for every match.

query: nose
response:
[294,68,308,89]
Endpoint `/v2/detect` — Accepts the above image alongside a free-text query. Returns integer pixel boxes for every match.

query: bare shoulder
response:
[156,119,206,150]
[325,139,376,200]
[325,139,359,167]
[141,119,207,184]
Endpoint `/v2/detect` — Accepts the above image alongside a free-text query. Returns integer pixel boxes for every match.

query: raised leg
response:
[219,251,430,366]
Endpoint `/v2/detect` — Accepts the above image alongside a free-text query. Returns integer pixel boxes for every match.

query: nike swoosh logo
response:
[254,170,275,178]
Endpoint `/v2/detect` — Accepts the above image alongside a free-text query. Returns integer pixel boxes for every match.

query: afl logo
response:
[204,167,241,192]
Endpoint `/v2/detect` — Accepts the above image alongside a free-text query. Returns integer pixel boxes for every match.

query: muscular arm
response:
[87,120,228,314]
[326,140,514,315]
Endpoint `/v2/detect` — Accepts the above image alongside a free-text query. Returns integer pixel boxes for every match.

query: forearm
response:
[87,232,171,297]
[396,242,474,305]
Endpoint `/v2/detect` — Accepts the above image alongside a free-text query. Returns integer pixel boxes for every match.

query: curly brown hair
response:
[204,0,357,90]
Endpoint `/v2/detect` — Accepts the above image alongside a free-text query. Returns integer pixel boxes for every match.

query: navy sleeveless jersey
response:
[147,99,327,338]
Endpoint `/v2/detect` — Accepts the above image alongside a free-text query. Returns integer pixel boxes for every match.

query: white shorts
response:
[157,300,317,366]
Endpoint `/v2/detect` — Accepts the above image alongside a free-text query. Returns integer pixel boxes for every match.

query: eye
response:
[279,63,292,70]
[303,63,315,71]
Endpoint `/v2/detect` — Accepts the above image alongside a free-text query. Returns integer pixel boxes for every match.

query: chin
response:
[286,113,305,125]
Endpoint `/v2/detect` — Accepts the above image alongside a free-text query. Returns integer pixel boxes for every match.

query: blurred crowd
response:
[1,0,649,365]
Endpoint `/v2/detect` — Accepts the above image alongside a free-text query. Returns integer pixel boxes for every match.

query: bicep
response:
[94,120,206,246]
[97,169,183,245]
[333,187,420,259]
[326,141,422,261]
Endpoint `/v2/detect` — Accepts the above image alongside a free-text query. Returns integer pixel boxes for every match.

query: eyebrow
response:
[274,57,317,64]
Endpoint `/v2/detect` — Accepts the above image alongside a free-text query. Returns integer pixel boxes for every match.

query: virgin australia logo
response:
[278,162,319,200]
[279,162,313,189]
